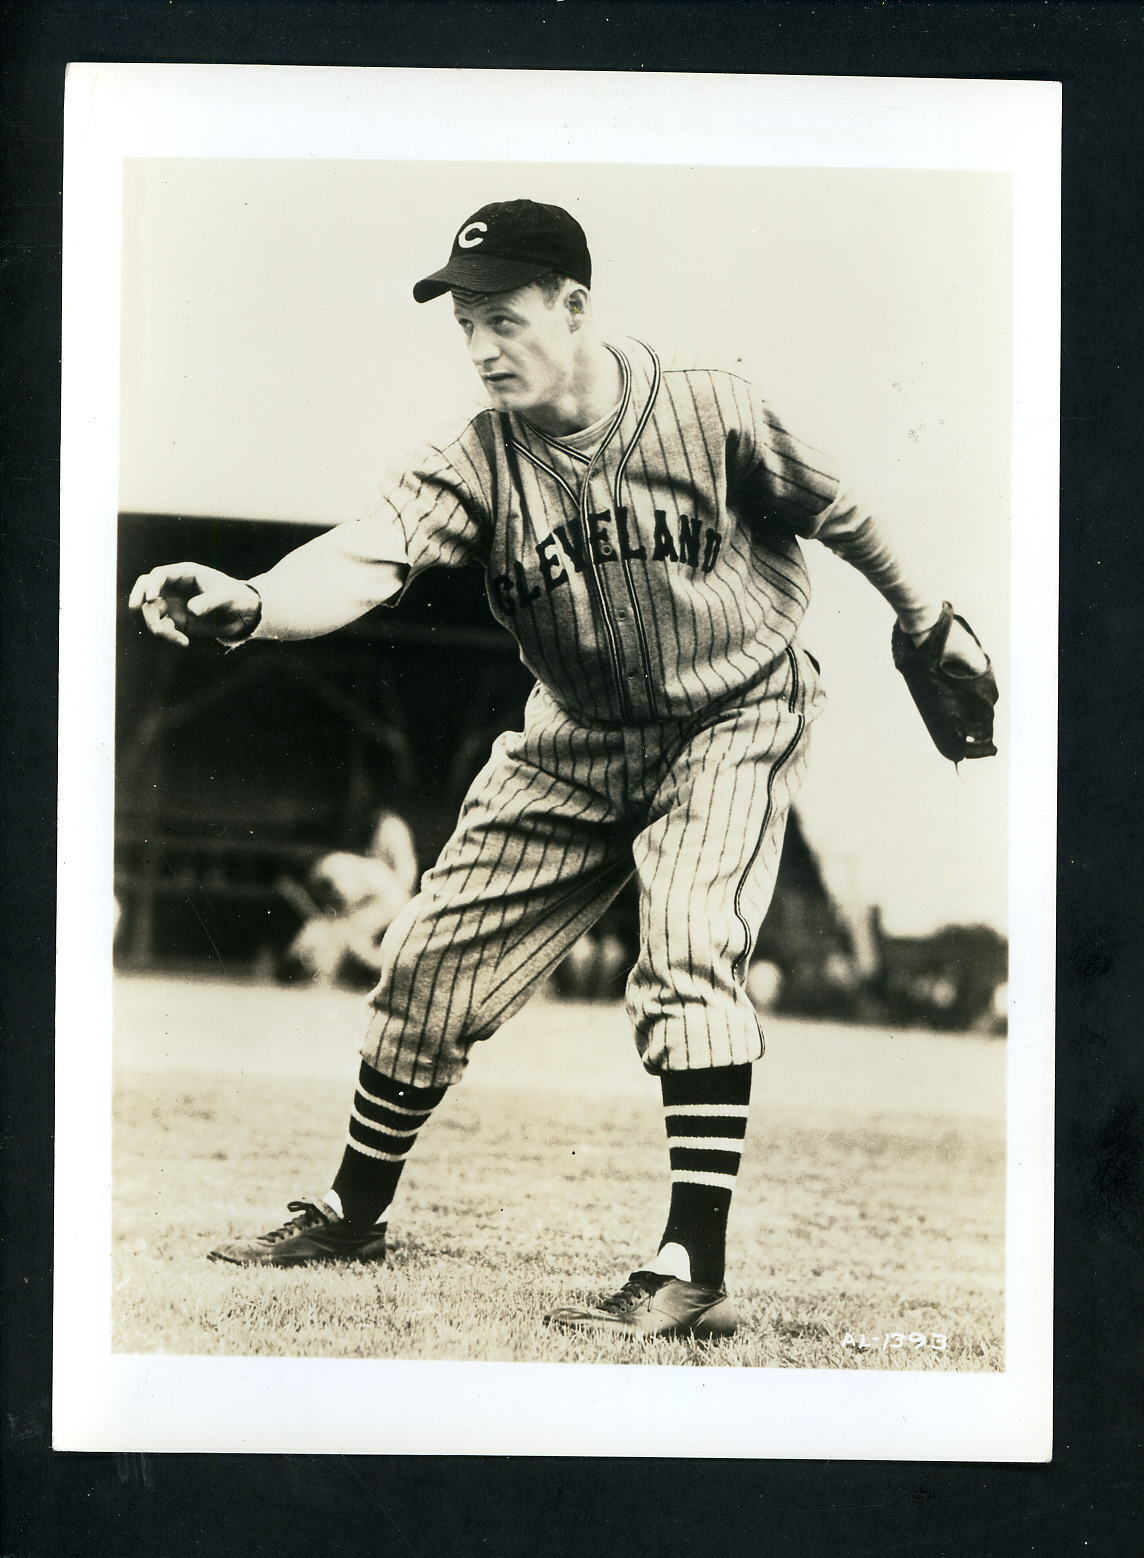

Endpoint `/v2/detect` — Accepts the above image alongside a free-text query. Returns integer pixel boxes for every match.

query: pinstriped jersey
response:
[252,336,936,721]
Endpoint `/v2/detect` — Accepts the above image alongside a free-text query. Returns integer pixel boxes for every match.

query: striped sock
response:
[329,1060,446,1230]
[655,1064,752,1288]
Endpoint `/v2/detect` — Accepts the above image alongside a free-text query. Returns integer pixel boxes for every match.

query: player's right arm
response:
[129,428,488,647]
[128,562,264,648]
[129,518,409,648]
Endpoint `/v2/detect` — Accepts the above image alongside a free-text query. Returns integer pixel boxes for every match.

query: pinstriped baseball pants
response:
[363,646,825,1087]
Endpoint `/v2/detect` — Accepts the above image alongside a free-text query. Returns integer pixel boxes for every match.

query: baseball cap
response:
[413,199,592,303]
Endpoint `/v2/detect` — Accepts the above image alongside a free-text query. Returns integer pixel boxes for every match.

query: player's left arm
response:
[727,381,987,667]
[729,381,997,757]
[805,487,990,672]
[800,487,999,760]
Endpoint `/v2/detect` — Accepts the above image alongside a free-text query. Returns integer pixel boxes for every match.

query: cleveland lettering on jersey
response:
[492,507,723,616]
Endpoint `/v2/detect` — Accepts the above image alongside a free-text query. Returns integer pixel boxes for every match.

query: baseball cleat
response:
[208,1197,388,1266]
[544,1270,739,1338]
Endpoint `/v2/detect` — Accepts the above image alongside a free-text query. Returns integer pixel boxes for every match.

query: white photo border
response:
[56,64,1059,1459]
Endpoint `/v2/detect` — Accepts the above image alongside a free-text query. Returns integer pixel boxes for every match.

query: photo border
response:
[56,63,1058,1461]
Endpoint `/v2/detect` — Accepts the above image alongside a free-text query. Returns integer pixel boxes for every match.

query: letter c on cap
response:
[458,221,488,249]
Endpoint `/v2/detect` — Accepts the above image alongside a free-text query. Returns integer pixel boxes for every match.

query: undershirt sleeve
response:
[728,378,841,534]
[805,487,943,638]
[246,512,410,640]
[727,378,942,637]
[246,430,490,642]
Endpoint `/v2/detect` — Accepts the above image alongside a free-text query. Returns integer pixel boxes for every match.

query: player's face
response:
[452,284,579,422]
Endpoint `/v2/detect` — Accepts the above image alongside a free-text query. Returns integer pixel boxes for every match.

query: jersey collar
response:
[510,337,661,474]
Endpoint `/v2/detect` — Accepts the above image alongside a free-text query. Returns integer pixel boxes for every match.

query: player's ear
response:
[564,284,590,330]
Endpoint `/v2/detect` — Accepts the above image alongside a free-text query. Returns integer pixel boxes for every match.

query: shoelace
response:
[597,1272,670,1315]
[259,1200,330,1245]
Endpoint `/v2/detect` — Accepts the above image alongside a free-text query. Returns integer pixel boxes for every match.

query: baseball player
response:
[130,199,996,1339]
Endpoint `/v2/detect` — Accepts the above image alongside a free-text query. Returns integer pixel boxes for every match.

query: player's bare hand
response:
[128,563,261,648]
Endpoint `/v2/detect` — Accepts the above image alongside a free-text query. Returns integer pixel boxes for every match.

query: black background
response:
[3,2,1142,1553]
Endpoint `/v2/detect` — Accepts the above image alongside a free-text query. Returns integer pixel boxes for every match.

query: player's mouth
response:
[483,373,516,388]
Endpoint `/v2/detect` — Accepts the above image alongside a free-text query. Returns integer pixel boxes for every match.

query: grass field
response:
[113,974,1006,1369]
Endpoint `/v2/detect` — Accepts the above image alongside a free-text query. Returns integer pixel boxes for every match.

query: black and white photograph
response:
[55,65,1058,1458]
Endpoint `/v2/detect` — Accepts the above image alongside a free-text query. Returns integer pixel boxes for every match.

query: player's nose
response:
[468,324,500,366]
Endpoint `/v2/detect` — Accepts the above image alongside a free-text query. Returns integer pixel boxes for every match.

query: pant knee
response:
[626,960,765,1074]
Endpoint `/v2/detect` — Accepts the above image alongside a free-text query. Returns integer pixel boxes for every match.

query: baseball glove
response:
[891,602,998,763]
